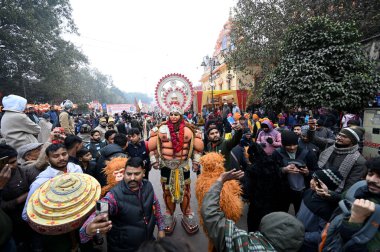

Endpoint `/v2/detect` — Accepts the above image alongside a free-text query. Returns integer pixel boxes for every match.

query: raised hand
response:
[217,168,244,183]
[349,199,376,224]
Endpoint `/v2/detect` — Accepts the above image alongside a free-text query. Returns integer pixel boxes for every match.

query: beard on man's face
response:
[335,143,351,148]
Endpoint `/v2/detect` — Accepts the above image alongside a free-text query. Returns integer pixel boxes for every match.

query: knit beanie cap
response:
[312,169,343,191]
[281,131,299,146]
[17,143,43,163]
[340,127,365,145]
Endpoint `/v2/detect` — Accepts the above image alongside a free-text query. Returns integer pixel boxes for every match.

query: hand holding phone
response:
[0,159,11,189]
[316,179,322,188]
[266,137,273,144]
[227,116,235,125]
[0,156,10,172]
[96,201,109,220]
[90,201,111,245]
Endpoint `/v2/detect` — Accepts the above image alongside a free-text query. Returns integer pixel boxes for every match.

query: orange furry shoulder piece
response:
[101,157,128,197]
[195,152,243,229]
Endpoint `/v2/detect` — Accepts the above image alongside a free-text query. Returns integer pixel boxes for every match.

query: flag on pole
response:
[138,99,143,112]
[135,97,141,113]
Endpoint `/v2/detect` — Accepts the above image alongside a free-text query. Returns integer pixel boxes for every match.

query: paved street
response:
[149,168,248,252]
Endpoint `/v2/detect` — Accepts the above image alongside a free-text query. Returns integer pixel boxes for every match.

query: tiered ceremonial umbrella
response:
[27,173,101,235]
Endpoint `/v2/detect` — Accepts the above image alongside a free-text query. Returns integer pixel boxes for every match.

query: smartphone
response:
[297,165,306,170]
[227,116,235,125]
[316,179,322,188]
[96,201,109,221]
[0,156,9,172]
[94,201,108,245]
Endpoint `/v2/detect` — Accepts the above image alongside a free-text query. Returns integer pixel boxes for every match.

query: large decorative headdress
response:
[155,73,193,115]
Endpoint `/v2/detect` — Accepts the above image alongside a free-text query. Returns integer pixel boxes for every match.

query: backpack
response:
[320,180,380,252]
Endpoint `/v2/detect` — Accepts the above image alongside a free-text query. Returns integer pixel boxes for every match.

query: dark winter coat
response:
[107,180,156,252]
[206,129,243,171]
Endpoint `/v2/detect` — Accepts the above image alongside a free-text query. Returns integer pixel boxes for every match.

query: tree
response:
[0,0,128,106]
[261,16,380,112]
[226,0,380,84]
[306,0,380,39]
[225,0,308,76]
[0,0,83,84]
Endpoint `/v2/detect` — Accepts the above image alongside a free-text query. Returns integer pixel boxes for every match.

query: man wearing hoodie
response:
[201,169,305,252]
[256,120,282,155]
[0,95,41,150]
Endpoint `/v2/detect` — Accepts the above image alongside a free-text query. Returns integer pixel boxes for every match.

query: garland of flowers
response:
[167,120,185,154]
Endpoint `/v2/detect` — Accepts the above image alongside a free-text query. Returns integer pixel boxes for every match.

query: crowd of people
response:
[0,94,379,252]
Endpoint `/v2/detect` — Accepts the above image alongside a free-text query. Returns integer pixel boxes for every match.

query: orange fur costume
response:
[195,152,243,252]
[101,157,128,197]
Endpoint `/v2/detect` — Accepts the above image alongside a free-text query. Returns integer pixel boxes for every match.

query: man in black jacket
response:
[272,130,318,214]
[80,157,165,252]
[116,117,131,135]
[206,122,243,171]
[126,128,150,179]
[85,130,106,161]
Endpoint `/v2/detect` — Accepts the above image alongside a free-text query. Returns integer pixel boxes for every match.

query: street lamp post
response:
[226,71,234,90]
[201,56,220,110]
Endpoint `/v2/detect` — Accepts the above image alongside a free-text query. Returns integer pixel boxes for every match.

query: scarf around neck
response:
[318,144,360,192]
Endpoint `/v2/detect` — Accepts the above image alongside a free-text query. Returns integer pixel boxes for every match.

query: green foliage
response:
[307,0,380,39]
[262,16,380,112]
[227,0,380,83]
[226,0,308,77]
[0,0,128,106]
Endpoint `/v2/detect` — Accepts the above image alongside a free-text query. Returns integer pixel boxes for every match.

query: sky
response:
[66,0,236,97]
